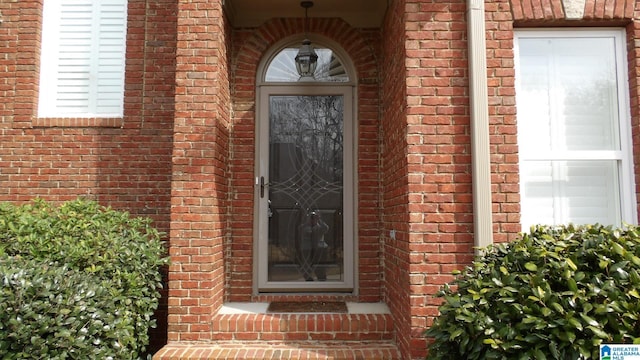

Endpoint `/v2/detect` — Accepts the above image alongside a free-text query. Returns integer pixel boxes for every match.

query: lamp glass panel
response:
[266,47,349,83]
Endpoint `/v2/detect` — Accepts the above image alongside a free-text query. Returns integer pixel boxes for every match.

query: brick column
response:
[406,0,474,357]
[167,0,230,343]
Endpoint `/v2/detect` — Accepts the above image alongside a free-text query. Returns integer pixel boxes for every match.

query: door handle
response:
[260,176,268,198]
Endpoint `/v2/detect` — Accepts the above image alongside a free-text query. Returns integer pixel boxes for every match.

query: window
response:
[39,0,127,118]
[515,29,636,230]
[265,45,349,82]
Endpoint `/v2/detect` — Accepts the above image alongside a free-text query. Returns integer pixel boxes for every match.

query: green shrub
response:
[0,198,168,359]
[0,257,134,359]
[425,224,640,360]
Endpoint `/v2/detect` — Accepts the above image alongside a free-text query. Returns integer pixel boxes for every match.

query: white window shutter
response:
[96,0,127,115]
[56,0,93,114]
[39,0,127,118]
[520,161,620,228]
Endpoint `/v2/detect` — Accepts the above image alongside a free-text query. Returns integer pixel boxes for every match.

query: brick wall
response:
[485,0,521,243]
[380,0,413,357]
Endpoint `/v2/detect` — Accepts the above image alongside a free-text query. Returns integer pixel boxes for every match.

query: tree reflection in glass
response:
[267,95,344,282]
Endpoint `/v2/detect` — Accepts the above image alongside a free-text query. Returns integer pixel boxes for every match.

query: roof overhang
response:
[224,0,387,28]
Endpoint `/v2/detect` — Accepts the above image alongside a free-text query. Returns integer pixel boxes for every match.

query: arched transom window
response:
[264,45,351,83]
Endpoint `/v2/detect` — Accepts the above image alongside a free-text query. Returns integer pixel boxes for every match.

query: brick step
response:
[153,340,401,359]
[210,303,395,342]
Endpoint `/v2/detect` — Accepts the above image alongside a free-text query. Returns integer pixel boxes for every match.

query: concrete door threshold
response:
[218,302,391,314]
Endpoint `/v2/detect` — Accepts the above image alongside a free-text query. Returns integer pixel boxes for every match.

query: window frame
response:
[514,28,637,229]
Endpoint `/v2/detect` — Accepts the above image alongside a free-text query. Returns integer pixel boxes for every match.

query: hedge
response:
[425,224,640,359]
[0,199,168,359]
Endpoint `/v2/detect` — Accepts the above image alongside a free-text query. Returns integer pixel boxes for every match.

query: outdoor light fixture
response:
[294,1,318,80]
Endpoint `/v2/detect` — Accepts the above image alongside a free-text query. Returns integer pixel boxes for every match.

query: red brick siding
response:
[5,0,40,131]
[358,28,386,303]
[227,18,382,303]
[167,0,230,342]
[486,1,521,243]
[510,0,565,20]
[225,27,254,302]
[381,0,412,358]
[584,0,635,19]
[0,2,19,125]
[510,0,634,21]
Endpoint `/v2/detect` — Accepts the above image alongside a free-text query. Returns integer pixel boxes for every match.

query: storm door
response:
[254,39,357,293]
[256,42,355,292]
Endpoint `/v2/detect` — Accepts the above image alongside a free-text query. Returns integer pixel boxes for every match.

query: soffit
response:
[224,0,387,28]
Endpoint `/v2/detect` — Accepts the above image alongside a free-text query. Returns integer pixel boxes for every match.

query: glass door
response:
[257,88,354,291]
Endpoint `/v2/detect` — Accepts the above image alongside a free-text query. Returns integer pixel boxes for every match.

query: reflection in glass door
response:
[257,92,353,291]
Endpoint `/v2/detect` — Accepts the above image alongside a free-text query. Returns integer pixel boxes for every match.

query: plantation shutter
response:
[516,31,635,230]
[39,0,127,117]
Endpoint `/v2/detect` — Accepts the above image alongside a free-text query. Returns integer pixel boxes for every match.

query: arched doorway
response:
[254,37,357,292]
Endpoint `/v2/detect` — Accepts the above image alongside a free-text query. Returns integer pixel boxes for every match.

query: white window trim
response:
[38,0,127,118]
[515,28,637,229]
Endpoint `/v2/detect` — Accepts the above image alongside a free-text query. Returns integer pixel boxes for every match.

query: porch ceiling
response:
[224,0,388,28]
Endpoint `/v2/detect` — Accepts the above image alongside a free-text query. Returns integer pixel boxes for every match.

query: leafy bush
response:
[425,224,640,360]
[0,199,168,359]
[0,258,134,359]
